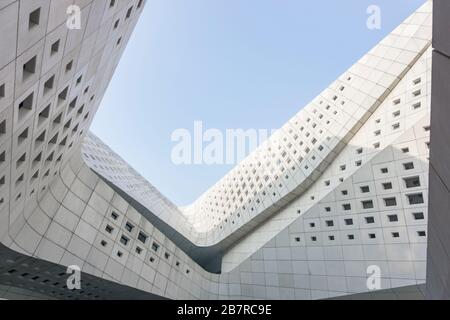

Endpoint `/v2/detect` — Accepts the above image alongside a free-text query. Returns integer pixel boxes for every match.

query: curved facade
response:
[0,0,438,299]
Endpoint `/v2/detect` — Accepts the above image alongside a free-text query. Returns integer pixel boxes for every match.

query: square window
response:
[365,217,375,224]
[384,197,397,207]
[341,190,348,196]
[344,218,353,226]
[381,168,388,174]
[404,176,421,188]
[135,247,142,254]
[403,162,414,170]
[413,212,424,220]
[120,235,129,246]
[325,207,331,212]
[44,76,55,94]
[326,220,334,227]
[29,8,41,29]
[388,215,398,222]
[401,147,409,153]
[360,186,370,193]
[126,7,133,18]
[125,222,134,232]
[417,231,426,237]
[110,0,116,8]
[23,56,37,80]
[342,204,351,211]
[309,222,315,228]
[362,200,374,209]
[151,242,159,252]
[347,234,354,240]
[392,232,400,238]
[105,225,113,234]
[408,193,424,205]
[328,235,335,241]
[18,93,34,120]
[382,182,393,190]
[51,40,60,55]
[66,60,73,72]
[413,102,421,110]
[369,233,376,239]
[138,232,148,243]
[0,84,5,98]
[111,211,119,220]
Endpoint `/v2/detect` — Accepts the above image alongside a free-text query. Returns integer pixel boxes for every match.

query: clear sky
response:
[91,0,426,206]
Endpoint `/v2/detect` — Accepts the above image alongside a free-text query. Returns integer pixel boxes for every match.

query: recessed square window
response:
[138,231,147,243]
[23,56,37,80]
[328,235,335,241]
[105,225,113,234]
[384,197,397,207]
[0,84,5,98]
[135,247,142,254]
[344,218,353,226]
[309,222,315,228]
[114,19,120,29]
[413,102,421,110]
[393,110,401,117]
[392,123,400,130]
[65,60,73,72]
[326,220,334,227]
[381,168,388,174]
[382,182,393,190]
[138,0,144,9]
[413,78,421,85]
[125,222,134,232]
[341,190,348,196]
[404,176,421,188]
[369,233,376,239]
[342,204,351,211]
[388,215,399,222]
[151,242,159,252]
[294,237,301,242]
[365,216,375,224]
[373,142,380,149]
[44,76,55,93]
[401,147,409,153]
[311,236,317,242]
[392,232,400,238]
[413,212,424,220]
[393,98,401,105]
[126,7,133,19]
[110,0,116,8]
[29,8,41,29]
[407,193,424,205]
[403,162,414,170]
[120,235,129,246]
[360,186,370,193]
[347,234,354,240]
[362,200,374,209]
[51,40,60,55]
[412,90,421,97]
[325,207,331,212]
[355,160,362,167]
[417,231,426,237]
[18,93,34,120]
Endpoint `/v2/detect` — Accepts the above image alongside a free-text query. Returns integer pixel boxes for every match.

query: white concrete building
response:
[0,0,437,299]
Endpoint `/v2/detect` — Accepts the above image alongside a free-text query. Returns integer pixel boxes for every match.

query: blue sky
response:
[91,0,426,206]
